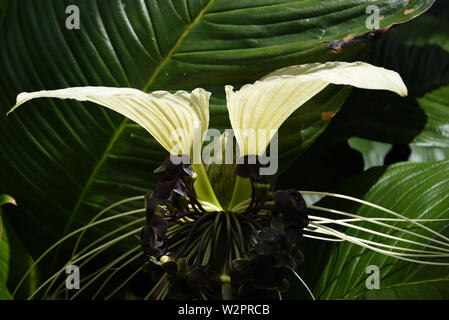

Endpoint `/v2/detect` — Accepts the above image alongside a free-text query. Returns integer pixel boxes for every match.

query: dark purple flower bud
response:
[141,225,166,256]
[273,189,309,229]
[142,192,170,257]
[155,176,187,200]
[144,177,187,221]
[150,215,168,238]
[235,155,270,182]
[154,155,194,178]
[145,193,163,217]
[253,221,288,257]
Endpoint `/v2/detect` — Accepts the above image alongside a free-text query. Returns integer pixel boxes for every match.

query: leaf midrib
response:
[60,0,216,238]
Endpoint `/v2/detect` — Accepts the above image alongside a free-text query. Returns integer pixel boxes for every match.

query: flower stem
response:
[228,177,252,211]
[192,163,222,210]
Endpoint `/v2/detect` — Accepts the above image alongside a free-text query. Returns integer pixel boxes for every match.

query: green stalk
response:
[192,163,222,210]
[144,274,168,300]
[221,275,232,300]
[228,177,252,211]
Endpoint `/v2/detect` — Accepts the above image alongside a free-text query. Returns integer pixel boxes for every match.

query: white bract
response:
[225,61,407,156]
[9,87,211,159]
[9,61,407,160]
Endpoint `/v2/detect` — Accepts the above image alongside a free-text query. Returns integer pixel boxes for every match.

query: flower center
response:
[140,157,309,299]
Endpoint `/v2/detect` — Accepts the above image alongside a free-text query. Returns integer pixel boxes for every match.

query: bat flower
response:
[10,61,449,301]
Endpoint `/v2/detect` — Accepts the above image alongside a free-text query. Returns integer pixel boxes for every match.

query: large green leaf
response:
[310,160,449,299]
[1,195,38,300]
[348,137,392,170]
[285,5,449,298]
[0,219,39,300]
[0,195,14,299]
[360,279,449,300]
[0,0,432,275]
[332,2,449,162]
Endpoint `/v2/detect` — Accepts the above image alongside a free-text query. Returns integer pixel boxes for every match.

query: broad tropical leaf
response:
[1,195,38,299]
[333,3,449,162]
[309,160,449,299]
[360,279,449,300]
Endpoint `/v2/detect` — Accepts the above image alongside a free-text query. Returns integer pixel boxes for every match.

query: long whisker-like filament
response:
[92,252,145,300]
[290,269,316,300]
[27,229,141,299]
[303,232,345,242]
[44,217,146,298]
[308,222,449,266]
[312,217,449,223]
[13,208,145,296]
[71,196,144,258]
[104,265,143,300]
[75,217,146,259]
[309,205,449,250]
[301,191,449,244]
[69,246,141,300]
[308,214,449,254]
[306,225,448,256]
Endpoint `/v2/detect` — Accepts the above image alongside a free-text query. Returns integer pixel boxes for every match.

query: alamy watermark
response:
[66,264,80,290]
[365,265,380,290]
[65,5,80,30]
[168,125,279,176]
[365,5,381,30]
[365,1,405,31]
